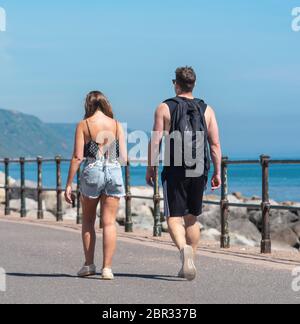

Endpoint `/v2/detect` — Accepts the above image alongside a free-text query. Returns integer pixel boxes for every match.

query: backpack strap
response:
[194,99,211,175]
[163,97,183,123]
[163,97,182,105]
[194,99,208,133]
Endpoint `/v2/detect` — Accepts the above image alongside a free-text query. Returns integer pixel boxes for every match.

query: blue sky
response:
[0,0,300,158]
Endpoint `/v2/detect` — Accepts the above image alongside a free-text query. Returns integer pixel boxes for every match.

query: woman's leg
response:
[81,196,99,265]
[101,195,120,269]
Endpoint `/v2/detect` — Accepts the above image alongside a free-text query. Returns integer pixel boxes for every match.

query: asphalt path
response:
[0,220,299,304]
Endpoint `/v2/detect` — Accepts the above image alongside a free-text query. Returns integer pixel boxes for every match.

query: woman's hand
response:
[211,173,222,191]
[146,167,155,187]
[64,185,74,204]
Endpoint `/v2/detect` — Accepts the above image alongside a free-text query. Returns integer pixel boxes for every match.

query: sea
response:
[0,161,299,203]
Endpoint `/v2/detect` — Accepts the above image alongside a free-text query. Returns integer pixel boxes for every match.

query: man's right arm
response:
[206,106,222,190]
[146,103,166,186]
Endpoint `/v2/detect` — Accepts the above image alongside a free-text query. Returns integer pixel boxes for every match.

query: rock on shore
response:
[1,171,300,251]
[0,171,16,204]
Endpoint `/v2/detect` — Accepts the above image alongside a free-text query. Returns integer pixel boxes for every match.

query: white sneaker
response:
[77,264,96,277]
[101,268,114,280]
[180,245,197,281]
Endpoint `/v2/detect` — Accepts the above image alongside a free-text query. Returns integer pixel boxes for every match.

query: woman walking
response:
[65,91,126,280]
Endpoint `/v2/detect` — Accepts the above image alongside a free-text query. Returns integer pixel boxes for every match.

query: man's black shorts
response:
[162,171,208,218]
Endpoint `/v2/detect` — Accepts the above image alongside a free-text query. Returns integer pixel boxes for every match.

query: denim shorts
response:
[80,160,125,199]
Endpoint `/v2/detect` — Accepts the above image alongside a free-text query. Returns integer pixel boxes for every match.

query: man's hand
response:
[64,185,74,204]
[146,167,155,187]
[211,173,221,191]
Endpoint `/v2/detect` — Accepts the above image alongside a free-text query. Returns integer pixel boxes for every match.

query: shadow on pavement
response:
[6,273,80,279]
[115,273,184,282]
[6,272,184,282]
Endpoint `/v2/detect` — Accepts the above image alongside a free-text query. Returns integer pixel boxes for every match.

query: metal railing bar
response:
[203,200,220,206]
[270,205,300,211]
[1,155,300,255]
[269,160,300,165]
[226,160,260,165]
[131,195,154,201]
[2,157,300,164]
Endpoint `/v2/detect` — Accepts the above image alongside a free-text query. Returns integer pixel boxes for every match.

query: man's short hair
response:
[175,66,197,92]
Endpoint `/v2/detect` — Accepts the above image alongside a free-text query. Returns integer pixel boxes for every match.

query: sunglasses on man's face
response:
[172,79,176,85]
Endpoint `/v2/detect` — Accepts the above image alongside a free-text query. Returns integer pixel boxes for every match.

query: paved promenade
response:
[0,217,299,304]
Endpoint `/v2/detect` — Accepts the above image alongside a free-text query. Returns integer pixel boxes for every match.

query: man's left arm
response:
[206,106,222,190]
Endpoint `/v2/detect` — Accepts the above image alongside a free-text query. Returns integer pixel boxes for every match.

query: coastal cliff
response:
[0,108,75,157]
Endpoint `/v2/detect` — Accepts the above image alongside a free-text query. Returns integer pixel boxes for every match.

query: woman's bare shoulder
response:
[76,120,87,131]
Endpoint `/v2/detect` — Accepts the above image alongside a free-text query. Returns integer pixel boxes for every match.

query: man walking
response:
[146,66,222,281]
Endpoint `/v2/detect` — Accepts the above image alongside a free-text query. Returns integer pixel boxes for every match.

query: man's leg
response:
[163,177,196,280]
[185,175,207,253]
[167,217,186,251]
[184,215,201,254]
[168,216,197,281]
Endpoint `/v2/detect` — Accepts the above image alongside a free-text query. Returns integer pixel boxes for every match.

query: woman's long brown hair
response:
[84,91,114,119]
